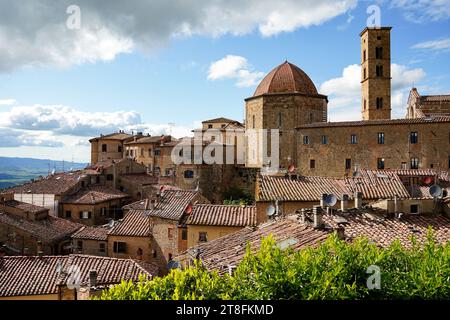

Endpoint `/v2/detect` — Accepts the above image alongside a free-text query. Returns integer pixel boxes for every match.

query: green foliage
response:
[98,232,450,300]
[222,185,253,205]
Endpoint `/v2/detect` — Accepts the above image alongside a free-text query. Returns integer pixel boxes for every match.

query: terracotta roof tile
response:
[0,212,83,243]
[61,185,129,205]
[2,200,48,214]
[187,204,257,227]
[71,225,110,241]
[253,61,319,97]
[0,254,156,297]
[297,116,450,129]
[108,210,151,237]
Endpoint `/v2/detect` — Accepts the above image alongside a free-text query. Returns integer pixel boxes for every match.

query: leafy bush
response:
[97,232,450,300]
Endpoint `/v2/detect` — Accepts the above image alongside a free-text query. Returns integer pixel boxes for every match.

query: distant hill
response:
[0,157,88,189]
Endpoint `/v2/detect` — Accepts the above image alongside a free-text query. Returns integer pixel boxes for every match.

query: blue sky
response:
[0,0,449,162]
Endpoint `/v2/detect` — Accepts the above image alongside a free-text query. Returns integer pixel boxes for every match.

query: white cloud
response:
[320,63,426,120]
[390,0,450,23]
[0,128,63,148]
[0,99,16,106]
[207,55,265,87]
[0,0,357,72]
[411,38,450,52]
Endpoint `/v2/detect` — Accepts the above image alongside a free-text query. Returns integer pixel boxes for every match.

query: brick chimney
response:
[89,270,97,288]
[37,240,43,257]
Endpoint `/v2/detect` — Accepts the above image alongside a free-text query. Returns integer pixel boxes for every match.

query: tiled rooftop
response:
[297,116,450,129]
[61,185,129,205]
[187,204,257,227]
[1,200,48,214]
[108,209,151,237]
[0,212,83,243]
[258,170,411,202]
[71,225,110,241]
[89,132,132,141]
[3,171,85,195]
[0,254,157,297]
[177,208,450,273]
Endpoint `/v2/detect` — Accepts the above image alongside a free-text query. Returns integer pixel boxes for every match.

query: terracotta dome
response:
[253,61,318,97]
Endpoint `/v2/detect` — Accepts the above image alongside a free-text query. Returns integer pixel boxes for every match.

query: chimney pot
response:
[341,194,349,212]
[313,205,324,229]
[354,192,363,209]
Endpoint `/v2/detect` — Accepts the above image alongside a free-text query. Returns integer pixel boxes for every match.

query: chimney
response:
[149,199,156,210]
[144,199,149,210]
[335,226,345,240]
[313,205,324,229]
[354,192,363,209]
[341,194,349,212]
[320,194,327,207]
[89,270,97,288]
[300,208,306,223]
[37,241,43,257]
[394,195,398,213]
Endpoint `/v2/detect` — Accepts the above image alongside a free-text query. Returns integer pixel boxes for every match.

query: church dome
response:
[253,61,318,97]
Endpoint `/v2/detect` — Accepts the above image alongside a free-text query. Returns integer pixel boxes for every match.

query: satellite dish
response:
[429,184,443,198]
[324,194,337,207]
[288,164,295,173]
[266,205,276,217]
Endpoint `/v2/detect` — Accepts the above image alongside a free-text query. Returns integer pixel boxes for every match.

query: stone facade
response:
[296,119,450,178]
[186,225,244,248]
[406,88,450,119]
[61,199,125,226]
[361,27,392,120]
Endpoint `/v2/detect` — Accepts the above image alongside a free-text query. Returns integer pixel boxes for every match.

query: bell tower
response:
[360,27,392,120]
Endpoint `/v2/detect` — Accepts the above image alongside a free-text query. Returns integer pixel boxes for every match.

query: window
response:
[81,211,91,219]
[118,145,122,153]
[199,232,207,242]
[252,115,255,129]
[65,210,72,218]
[345,159,352,170]
[377,132,385,144]
[184,170,194,179]
[363,50,366,61]
[350,134,357,144]
[401,162,407,169]
[363,99,366,110]
[168,253,173,261]
[168,227,174,240]
[154,149,161,156]
[152,250,157,258]
[377,36,382,40]
[130,149,134,157]
[309,113,313,123]
[148,149,152,156]
[277,112,282,128]
[310,159,315,169]
[363,68,366,79]
[322,135,328,144]
[106,174,113,181]
[376,65,383,77]
[376,97,383,109]
[113,241,127,253]
[181,229,188,241]
[410,132,418,144]
[100,207,107,216]
[77,241,83,252]
[410,204,419,214]
[99,243,106,253]
[448,156,450,169]
[375,47,383,59]
[101,144,107,152]
[377,158,385,169]
[208,124,213,129]
[410,157,419,169]
[141,148,144,156]
[303,136,309,145]
[221,124,226,128]
[96,176,100,184]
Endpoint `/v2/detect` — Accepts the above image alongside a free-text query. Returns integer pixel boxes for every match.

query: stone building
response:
[361,27,392,120]
[406,88,450,119]
[60,185,130,225]
[89,131,133,165]
[0,198,82,255]
[296,117,450,177]
[71,225,110,256]
[185,204,256,248]
[244,61,328,169]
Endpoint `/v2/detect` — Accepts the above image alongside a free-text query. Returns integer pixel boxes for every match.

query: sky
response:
[0,0,449,163]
